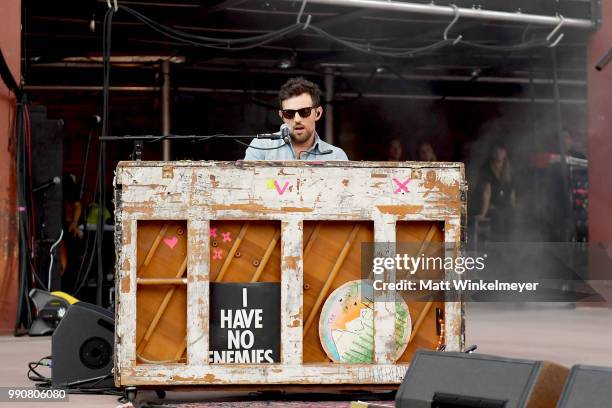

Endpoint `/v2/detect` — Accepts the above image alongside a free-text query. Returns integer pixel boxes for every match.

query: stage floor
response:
[1,304,611,408]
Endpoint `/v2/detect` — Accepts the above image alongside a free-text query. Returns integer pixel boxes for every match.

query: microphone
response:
[89,115,102,126]
[33,176,61,193]
[255,124,291,141]
[280,123,291,144]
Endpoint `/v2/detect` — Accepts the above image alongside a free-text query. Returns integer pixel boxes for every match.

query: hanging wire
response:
[112,4,562,61]
[90,4,568,170]
[121,6,305,51]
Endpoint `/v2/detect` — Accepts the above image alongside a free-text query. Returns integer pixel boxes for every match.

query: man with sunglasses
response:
[244,77,348,160]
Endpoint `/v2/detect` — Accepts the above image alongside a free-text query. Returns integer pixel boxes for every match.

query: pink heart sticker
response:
[163,236,179,249]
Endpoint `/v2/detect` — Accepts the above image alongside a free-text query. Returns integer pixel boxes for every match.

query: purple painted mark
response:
[213,248,223,260]
[393,177,412,194]
[222,231,232,242]
[210,227,217,238]
[274,180,289,195]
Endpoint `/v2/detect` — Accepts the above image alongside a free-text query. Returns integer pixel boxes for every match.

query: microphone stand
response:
[80,115,101,199]
[99,133,289,160]
[99,133,287,141]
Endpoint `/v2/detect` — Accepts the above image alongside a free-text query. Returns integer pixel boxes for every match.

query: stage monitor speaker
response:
[52,301,114,388]
[556,365,612,407]
[395,350,569,408]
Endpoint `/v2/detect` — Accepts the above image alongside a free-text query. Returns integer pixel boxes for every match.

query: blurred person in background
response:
[60,172,83,291]
[417,140,438,161]
[476,144,516,240]
[563,129,586,159]
[386,138,404,161]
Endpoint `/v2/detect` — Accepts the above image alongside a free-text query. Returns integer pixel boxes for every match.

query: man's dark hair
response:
[278,77,321,107]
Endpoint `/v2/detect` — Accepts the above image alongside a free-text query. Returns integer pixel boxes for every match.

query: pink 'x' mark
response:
[213,248,223,260]
[209,227,217,238]
[393,177,412,194]
[274,180,289,195]
[222,231,232,242]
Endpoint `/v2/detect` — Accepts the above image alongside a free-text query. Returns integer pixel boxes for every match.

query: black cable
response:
[460,38,550,51]
[144,134,222,143]
[102,133,284,140]
[123,3,554,59]
[71,123,101,297]
[72,133,102,296]
[27,356,52,383]
[233,138,289,150]
[121,6,304,51]
[32,367,124,397]
[0,47,21,98]
[98,4,565,71]
[310,25,453,57]
[14,104,27,332]
[14,98,35,333]
[94,4,294,306]
[61,373,113,388]
[28,354,122,395]
[31,262,49,291]
[307,24,560,59]
[73,226,99,296]
[299,149,334,159]
[79,120,98,200]
[134,21,301,51]
[96,8,114,306]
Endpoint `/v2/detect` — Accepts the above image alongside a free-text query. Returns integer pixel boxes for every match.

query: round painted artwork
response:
[318,279,411,363]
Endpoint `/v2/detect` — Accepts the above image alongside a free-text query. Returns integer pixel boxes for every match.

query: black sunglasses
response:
[280,106,317,120]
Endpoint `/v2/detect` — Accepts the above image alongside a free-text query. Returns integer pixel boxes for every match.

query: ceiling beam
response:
[22,84,587,105]
[166,0,250,25]
[285,0,594,29]
[96,0,200,7]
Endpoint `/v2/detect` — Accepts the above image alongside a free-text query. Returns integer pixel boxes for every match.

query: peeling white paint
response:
[115,161,465,386]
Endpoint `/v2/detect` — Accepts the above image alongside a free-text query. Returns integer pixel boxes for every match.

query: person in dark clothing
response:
[386,138,404,161]
[416,140,438,162]
[476,145,516,240]
[62,173,83,239]
[60,173,83,291]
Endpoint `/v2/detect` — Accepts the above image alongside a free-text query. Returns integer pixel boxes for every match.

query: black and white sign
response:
[209,282,280,364]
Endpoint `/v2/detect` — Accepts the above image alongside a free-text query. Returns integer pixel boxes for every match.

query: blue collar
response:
[289,131,322,159]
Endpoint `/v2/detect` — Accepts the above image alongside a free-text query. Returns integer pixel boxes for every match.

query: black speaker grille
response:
[79,337,112,370]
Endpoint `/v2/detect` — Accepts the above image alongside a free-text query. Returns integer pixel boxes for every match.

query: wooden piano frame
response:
[114,161,466,388]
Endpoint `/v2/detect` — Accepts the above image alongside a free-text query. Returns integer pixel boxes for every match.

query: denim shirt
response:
[244,131,348,161]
